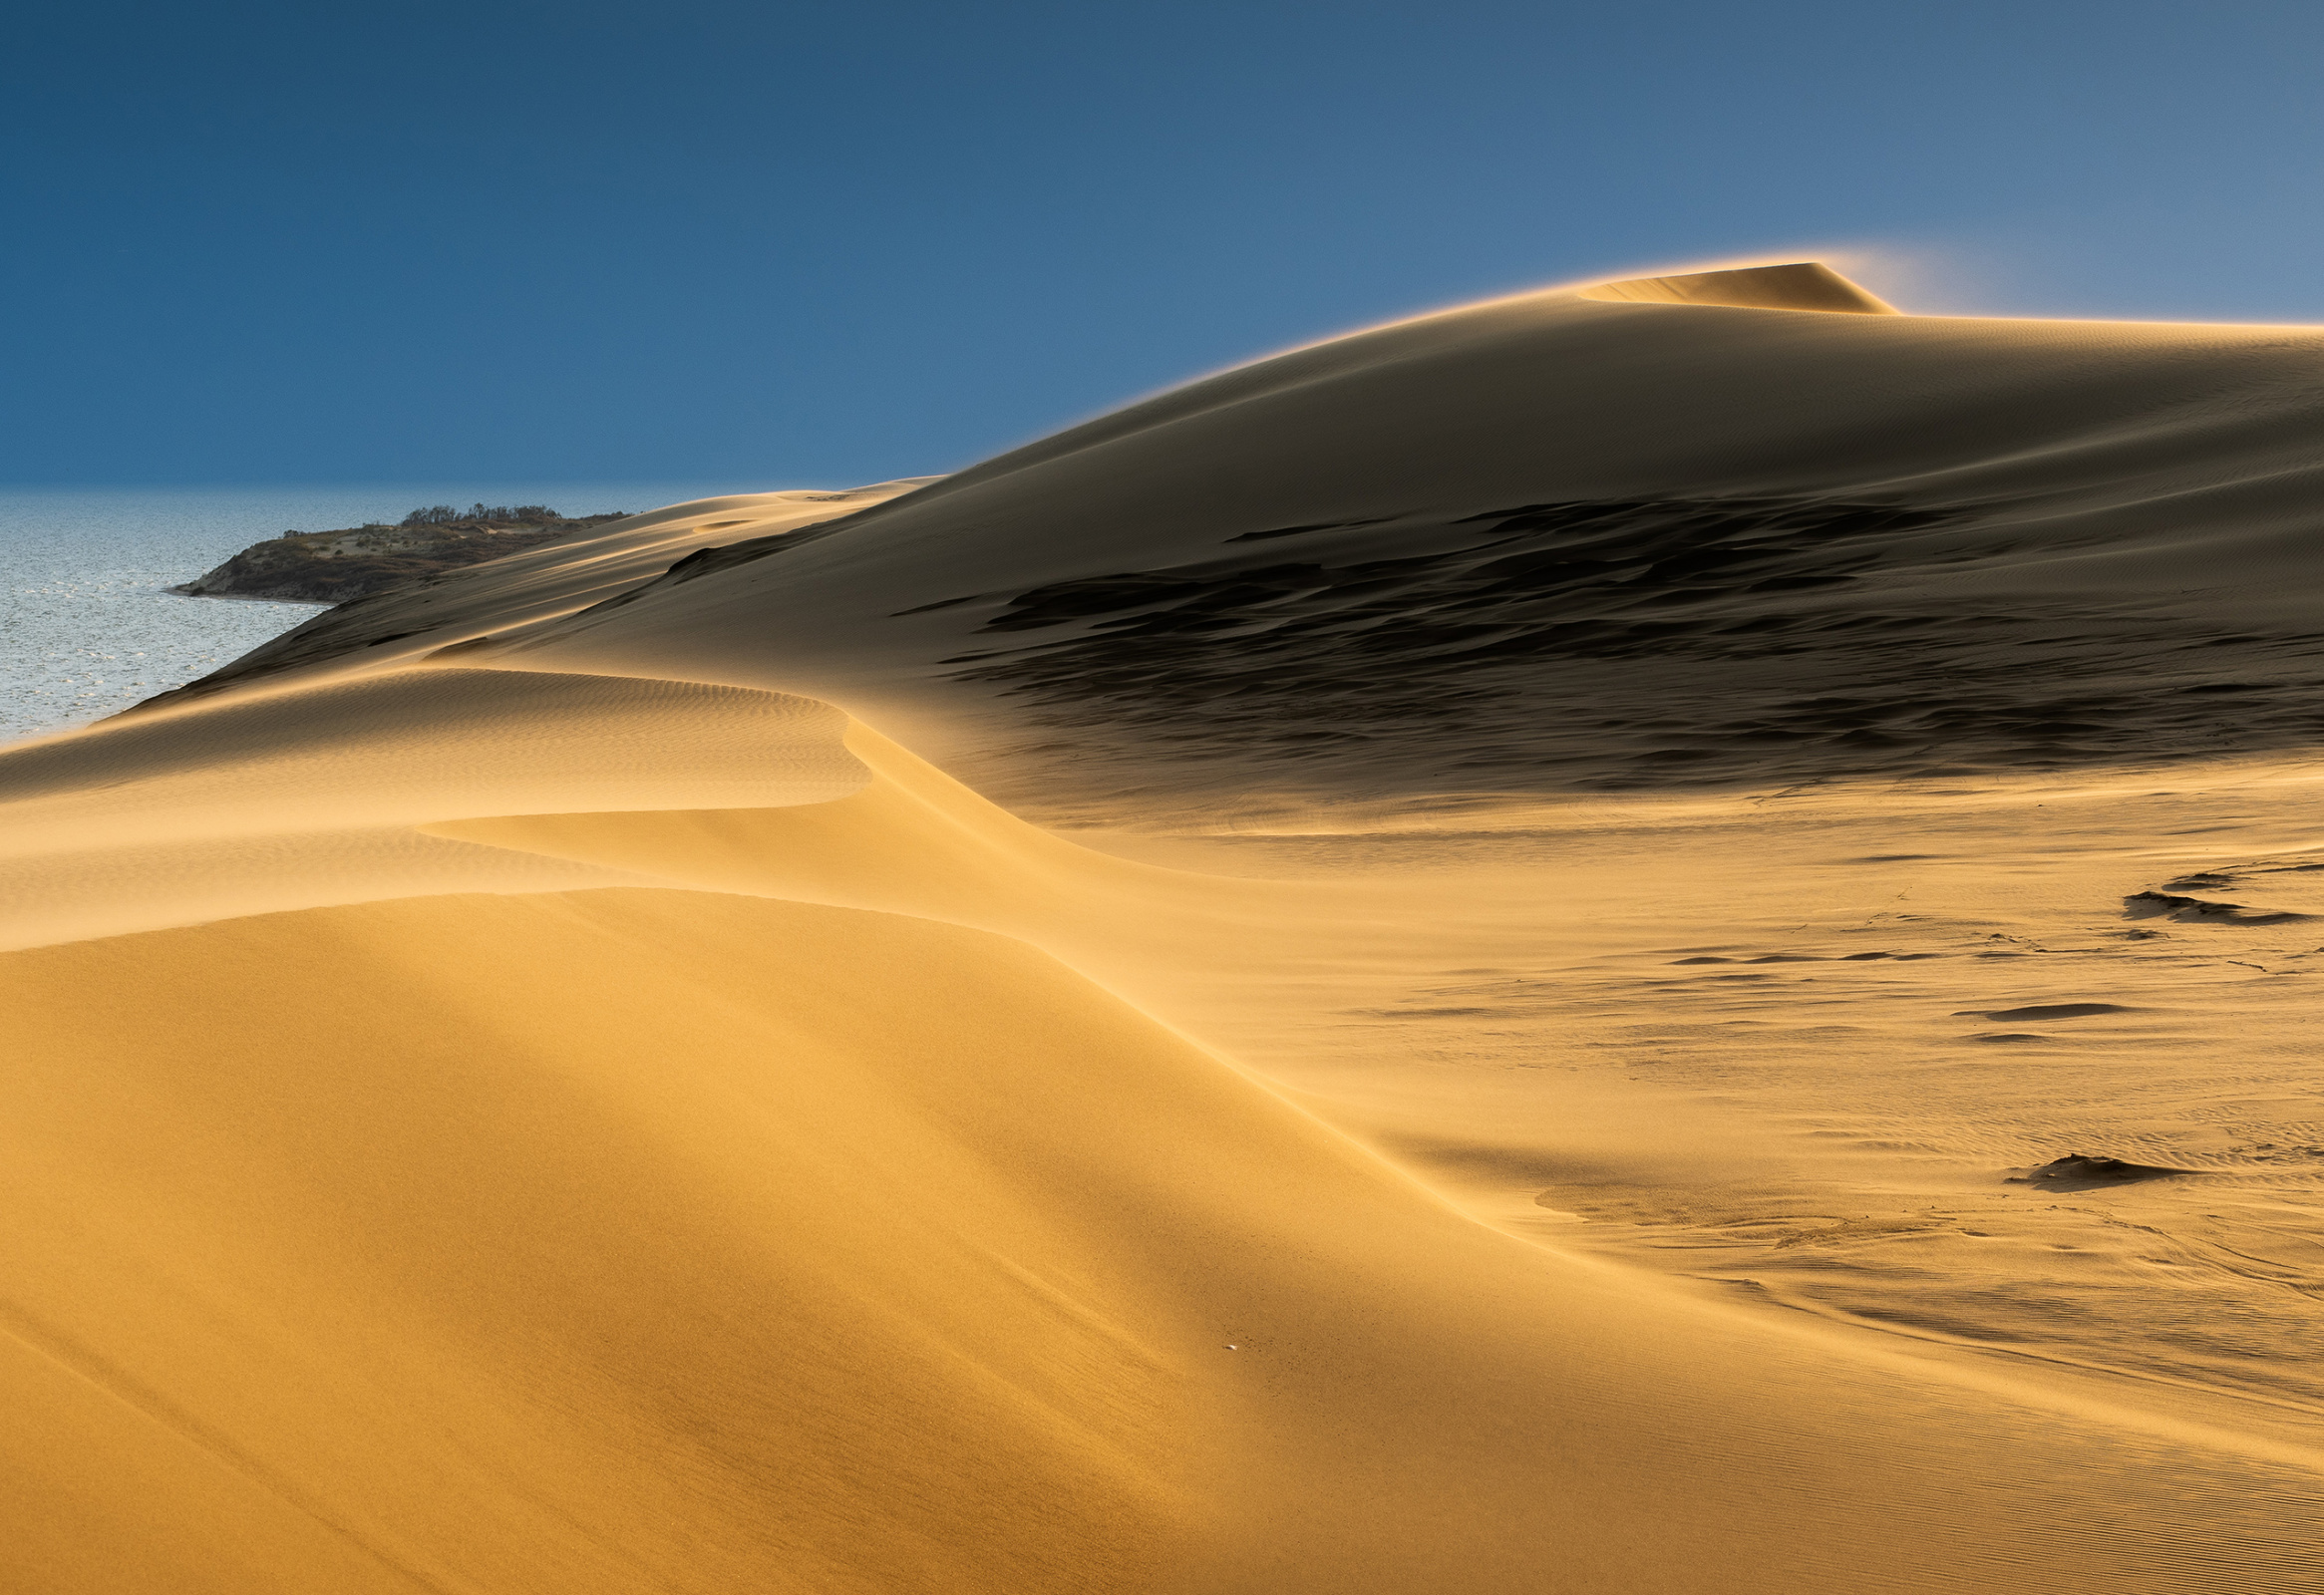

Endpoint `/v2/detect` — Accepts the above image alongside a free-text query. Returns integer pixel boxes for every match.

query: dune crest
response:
[1575,259,1898,313]
[0,668,864,949]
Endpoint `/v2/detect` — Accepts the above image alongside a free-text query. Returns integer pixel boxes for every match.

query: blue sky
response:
[6,1,2323,485]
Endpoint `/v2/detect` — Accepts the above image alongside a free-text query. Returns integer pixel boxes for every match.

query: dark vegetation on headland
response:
[173,503,633,604]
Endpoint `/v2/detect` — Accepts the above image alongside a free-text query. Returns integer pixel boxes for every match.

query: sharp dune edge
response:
[9,265,2324,1590]
[1577,259,1900,313]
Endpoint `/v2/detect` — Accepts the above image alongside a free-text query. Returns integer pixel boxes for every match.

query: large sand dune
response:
[150,261,2324,819]
[7,264,2324,1588]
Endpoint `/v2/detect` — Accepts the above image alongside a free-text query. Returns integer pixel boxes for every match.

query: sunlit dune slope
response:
[0,668,862,948]
[430,719,1261,991]
[138,262,2324,819]
[3,660,2322,1589]
[7,882,2322,1595]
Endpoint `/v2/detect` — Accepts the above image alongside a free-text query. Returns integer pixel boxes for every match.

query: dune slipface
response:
[7,264,2324,1590]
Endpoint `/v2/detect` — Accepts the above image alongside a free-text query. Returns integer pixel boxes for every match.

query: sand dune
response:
[148,266,2324,822]
[135,481,934,716]
[8,699,2323,1592]
[7,263,2324,1588]
[0,668,861,948]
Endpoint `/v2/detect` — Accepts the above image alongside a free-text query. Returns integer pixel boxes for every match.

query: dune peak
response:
[1576,260,1897,314]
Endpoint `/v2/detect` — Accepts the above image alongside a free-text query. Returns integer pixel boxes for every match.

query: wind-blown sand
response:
[6,262,2323,1590]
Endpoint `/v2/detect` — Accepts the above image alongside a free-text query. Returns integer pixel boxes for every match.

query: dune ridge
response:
[6,263,2324,1588]
[1575,259,1899,312]
[132,266,2324,822]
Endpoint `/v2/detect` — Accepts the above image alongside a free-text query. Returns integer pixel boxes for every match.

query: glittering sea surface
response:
[0,482,735,746]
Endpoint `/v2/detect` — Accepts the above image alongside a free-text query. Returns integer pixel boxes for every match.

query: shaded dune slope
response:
[139,263,2324,816]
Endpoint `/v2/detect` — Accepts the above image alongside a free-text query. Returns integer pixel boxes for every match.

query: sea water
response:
[0,481,740,746]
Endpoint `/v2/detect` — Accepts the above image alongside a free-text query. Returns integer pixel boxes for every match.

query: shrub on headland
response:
[401,503,563,526]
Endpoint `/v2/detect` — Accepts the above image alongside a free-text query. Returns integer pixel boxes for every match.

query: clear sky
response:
[8,1,2324,486]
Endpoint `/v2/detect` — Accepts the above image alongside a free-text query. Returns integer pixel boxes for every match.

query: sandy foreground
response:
[5,264,2322,1590]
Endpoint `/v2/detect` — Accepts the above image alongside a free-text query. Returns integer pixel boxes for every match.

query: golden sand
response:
[5,264,2322,1589]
